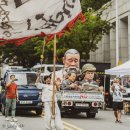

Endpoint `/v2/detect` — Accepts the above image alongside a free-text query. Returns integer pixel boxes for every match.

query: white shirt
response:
[113,84,123,102]
[36,83,57,102]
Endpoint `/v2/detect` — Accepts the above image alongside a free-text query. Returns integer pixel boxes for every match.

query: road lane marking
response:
[38,112,83,130]
[64,125,73,130]
[63,121,84,130]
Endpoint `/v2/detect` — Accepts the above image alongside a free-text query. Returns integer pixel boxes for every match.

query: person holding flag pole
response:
[35,35,64,130]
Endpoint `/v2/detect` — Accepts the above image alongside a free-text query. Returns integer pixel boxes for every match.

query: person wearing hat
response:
[80,63,101,91]
[35,73,64,130]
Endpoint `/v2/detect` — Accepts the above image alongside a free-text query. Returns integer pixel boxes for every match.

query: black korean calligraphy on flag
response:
[0,0,85,45]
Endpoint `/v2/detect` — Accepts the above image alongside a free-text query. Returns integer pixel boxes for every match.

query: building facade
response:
[89,0,130,67]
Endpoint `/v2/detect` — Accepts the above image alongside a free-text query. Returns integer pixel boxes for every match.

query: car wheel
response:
[36,109,42,115]
[86,112,96,118]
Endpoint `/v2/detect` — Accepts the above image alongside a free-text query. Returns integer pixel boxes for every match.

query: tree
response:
[81,0,111,12]
[57,9,113,62]
[0,39,40,67]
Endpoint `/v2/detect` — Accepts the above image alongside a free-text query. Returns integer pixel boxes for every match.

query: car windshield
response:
[8,73,37,86]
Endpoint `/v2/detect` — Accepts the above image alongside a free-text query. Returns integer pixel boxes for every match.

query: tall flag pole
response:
[40,37,45,72]
[52,34,56,117]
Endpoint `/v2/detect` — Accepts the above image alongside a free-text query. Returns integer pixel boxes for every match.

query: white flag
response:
[0,0,83,41]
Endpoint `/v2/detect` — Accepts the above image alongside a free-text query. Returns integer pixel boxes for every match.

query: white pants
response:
[44,102,64,130]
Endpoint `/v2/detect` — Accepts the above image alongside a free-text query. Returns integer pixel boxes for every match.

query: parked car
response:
[32,64,63,73]
[32,64,63,80]
[1,69,43,115]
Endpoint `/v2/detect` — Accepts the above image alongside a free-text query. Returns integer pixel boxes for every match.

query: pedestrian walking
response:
[5,75,19,122]
[111,77,124,123]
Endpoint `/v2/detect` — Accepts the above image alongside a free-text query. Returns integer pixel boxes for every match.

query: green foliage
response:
[57,9,113,61]
[81,0,111,12]
[0,39,40,67]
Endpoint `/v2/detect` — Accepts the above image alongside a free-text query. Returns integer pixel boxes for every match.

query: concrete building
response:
[89,0,130,68]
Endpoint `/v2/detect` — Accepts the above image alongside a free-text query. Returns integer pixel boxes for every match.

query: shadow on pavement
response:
[16,110,43,118]
[61,112,105,121]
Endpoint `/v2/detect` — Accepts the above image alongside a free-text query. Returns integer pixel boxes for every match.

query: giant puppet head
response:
[63,49,80,71]
[54,49,80,82]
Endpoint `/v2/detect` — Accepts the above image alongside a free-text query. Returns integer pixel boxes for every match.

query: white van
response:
[32,64,63,77]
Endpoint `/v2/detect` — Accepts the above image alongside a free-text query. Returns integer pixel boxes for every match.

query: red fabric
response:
[46,12,85,43]
[0,12,85,46]
[6,82,17,99]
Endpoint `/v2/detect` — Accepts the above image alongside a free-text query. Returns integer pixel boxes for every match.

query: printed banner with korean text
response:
[0,0,84,45]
